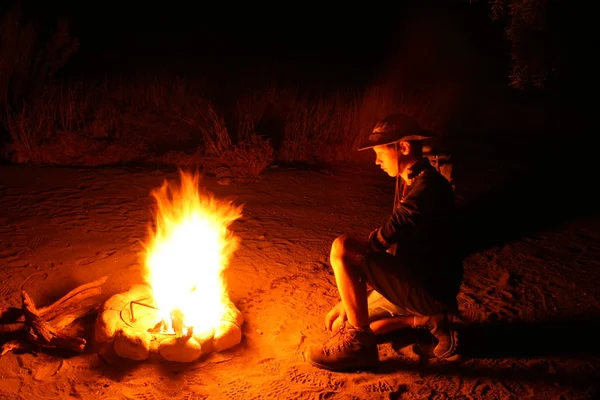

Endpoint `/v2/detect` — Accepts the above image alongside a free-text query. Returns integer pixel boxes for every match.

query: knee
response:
[330,234,350,263]
[330,234,364,269]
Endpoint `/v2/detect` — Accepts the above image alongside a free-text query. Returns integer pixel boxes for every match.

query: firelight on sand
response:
[144,171,243,336]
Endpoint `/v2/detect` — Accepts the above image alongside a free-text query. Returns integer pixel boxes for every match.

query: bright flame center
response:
[143,171,242,335]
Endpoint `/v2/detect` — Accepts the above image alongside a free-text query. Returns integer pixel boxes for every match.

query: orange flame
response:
[142,170,243,335]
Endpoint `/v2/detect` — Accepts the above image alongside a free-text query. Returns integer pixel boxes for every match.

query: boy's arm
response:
[367,179,426,252]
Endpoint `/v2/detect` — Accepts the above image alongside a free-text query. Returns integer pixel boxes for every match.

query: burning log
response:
[0,276,108,356]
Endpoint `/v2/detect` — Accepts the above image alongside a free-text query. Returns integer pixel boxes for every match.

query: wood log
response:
[38,276,108,325]
[0,276,107,356]
[22,291,86,353]
[0,323,25,334]
[0,276,108,333]
[0,340,31,356]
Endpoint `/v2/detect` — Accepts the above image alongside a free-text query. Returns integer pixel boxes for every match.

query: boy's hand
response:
[325,301,347,332]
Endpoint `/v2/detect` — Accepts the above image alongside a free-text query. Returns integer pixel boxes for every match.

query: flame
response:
[142,170,243,335]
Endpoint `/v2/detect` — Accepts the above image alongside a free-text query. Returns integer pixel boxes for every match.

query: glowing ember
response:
[142,170,243,337]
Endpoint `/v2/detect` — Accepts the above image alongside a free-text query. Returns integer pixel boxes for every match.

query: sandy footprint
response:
[219,377,254,399]
[361,379,397,396]
[457,292,486,322]
[285,364,347,391]
[256,357,282,375]
[255,377,326,400]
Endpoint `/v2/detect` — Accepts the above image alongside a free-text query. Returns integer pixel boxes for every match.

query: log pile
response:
[0,276,108,356]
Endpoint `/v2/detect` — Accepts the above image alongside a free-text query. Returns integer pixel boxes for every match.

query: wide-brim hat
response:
[358,113,435,151]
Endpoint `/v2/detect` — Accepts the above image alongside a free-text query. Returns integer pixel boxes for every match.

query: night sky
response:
[4,0,587,96]
[13,0,508,88]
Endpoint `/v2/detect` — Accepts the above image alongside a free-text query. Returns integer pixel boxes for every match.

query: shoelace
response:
[323,325,358,355]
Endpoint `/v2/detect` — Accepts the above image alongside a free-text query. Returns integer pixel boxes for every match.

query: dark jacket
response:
[368,157,462,303]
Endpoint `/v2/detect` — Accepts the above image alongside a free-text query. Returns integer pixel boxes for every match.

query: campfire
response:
[95,171,245,362]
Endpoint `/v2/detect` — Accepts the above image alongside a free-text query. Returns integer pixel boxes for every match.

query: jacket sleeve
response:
[368,178,426,252]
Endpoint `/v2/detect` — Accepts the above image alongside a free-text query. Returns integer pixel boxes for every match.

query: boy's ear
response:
[399,141,410,155]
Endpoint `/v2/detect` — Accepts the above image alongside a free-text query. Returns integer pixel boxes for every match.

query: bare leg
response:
[370,316,414,336]
[329,235,370,329]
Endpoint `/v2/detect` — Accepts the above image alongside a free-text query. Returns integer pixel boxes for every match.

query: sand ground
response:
[0,161,598,399]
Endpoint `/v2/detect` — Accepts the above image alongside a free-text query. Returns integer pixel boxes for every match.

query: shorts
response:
[359,250,449,322]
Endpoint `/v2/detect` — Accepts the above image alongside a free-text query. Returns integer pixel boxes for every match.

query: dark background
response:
[2,0,590,162]
[14,1,509,87]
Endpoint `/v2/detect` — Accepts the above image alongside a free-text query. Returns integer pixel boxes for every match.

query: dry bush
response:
[5,77,211,164]
[5,65,444,175]
[472,0,560,89]
[4,87,94,164]
[0,3,78,109]
[148,148,205,168]
[179,97,232,157]
[179,92,273,178]
[1,2,78,162]
[150,134,273,180]
[5,75,274,177]
[216,134,274,179]
[234,87,355,163]
[4,83,133,164]
[234,84,446,164]
[153,97,274,179]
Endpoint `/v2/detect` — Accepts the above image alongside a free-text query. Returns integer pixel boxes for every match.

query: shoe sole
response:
[435,325,459,359]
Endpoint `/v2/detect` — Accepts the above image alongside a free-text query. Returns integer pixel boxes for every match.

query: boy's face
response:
[373,145,399,177]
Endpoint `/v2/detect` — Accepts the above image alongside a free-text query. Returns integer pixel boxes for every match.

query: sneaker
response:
[413,313,458,359]
[306,322,379,372]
